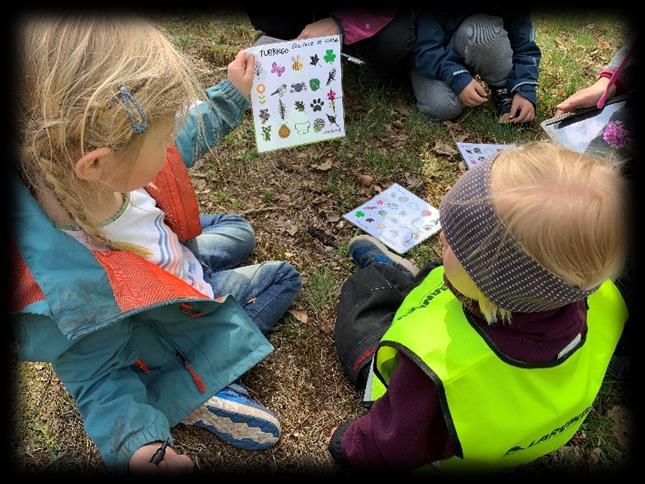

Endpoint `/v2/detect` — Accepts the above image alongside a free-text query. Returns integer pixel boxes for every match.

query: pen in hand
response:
[150,438,170,465]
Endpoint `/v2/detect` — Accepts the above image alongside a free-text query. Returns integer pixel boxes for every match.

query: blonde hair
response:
[17,15,203,253]
[478,142,628,323]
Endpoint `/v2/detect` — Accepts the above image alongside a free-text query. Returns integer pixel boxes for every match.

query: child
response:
[329,142,628,472]
[411,9,541,123]
[246,6,416,87]
[12,16,301,474]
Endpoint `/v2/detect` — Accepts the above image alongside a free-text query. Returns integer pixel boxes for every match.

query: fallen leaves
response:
[444,121,469,142]
[288,309,309,324]
[358,174,373,186]
[313,159,333,171]
[432,140,458,157]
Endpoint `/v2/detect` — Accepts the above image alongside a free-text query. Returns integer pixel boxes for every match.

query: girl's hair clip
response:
[118,85,148,134]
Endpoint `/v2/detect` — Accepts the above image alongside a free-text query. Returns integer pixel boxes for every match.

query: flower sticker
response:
[603,120,628,148]
[324,49,336,63]
[327,89,337,102]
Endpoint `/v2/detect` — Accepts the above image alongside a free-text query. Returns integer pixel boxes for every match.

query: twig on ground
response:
[238,206,288,216]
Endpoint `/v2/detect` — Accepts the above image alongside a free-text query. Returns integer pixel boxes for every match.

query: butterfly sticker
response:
[271,62,286,77]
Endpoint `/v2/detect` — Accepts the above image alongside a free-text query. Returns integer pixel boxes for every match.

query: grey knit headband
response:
[439,157,597,313]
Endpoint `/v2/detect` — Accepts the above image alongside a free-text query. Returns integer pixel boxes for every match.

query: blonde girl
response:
[330,142,628,472]
[13,15,301,474]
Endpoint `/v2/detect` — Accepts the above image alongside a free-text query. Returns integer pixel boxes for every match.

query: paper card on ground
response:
[247,35,345,153]
[343,184,441,254]
[456,142,516,169]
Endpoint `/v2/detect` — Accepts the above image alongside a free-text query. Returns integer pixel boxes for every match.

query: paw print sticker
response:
[310,98,324,112]
[324,49,336,63]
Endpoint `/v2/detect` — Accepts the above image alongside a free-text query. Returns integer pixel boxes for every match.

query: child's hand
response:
[227,50,256,98]
[327,425,338,445]
[458,79,488,107]
[555,77,615,117]
[129,442,194,474]
[297,18,341,39]
[509,93,535,124]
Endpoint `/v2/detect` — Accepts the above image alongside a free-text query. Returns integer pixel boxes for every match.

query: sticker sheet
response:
[456,142,516,169]
[247,35,345,153]
[343,184,441,254]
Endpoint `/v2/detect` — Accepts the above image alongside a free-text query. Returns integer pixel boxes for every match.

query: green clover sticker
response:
[355,211,365,218]
[324,49,336,63]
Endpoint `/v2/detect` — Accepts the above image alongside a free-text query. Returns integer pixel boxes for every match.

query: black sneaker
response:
[490,86,513,115]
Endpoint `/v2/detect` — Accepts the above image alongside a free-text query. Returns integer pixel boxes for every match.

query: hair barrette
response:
[117,85,148,134]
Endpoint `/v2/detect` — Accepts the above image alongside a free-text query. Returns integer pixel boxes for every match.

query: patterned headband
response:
[439,157,597,313]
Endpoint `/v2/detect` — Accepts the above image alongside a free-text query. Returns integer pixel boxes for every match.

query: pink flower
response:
[327,89,336,101]
[603,120,627,149]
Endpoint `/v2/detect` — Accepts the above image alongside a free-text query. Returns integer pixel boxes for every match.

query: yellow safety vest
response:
[369,266,627,472]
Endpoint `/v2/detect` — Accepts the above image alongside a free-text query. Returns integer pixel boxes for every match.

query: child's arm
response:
[328,353,453,469]
[413,14,474,98]
[504,12,541,108]
[174,50,255,168]
[52,322,175,471]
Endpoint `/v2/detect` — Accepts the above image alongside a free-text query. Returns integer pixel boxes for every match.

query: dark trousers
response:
[244,6,416,75]
[334,261,440,389]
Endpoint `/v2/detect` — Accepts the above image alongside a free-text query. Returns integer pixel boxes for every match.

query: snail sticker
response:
[248,35,345,152]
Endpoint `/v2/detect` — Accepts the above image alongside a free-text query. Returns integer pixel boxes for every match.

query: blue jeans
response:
[184,214,302,334]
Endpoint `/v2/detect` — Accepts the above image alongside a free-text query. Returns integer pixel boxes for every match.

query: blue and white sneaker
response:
[349,235,420,277]
[183,381,281,450]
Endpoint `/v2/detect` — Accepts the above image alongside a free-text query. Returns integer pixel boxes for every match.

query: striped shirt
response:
[61,188,214,298]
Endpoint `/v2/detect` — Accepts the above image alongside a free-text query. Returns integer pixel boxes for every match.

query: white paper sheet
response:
[343,184,441,254]
[247,35,345,153]
[456,142,516,169]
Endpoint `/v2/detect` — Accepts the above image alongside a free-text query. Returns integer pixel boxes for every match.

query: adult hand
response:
[554,77,616,117]
[509,93,535,124]
[457,79,488,107]
[129,442,194,475]
[297,18,341,39]
[228,50,256,98]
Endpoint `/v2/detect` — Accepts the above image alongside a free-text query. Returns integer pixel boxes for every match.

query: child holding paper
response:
[13,15,301,474]
[329,143,628,472]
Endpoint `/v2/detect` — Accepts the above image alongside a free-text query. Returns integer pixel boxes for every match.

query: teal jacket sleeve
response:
[174,79,250,168]
[52,321,172,472]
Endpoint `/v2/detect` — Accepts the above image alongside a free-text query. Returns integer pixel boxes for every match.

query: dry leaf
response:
[458,161,468,174]
[392,120,405,130]
[313,160,333,171]
[284,251,294,258]
[358,174,374,186]
[433,140,458,157]
[404,174,422,188]
[589,447,602,465]
[325,213,341,224]
[336,221,345,229]
[444,121,469,142]
[288,309,309,324]
[499,113,513,124]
